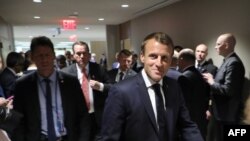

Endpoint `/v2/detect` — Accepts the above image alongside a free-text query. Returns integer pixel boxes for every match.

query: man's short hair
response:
[179,48,195,62]
[30,36,54,53]
[118,49,132,57]
[6,52,24,68]
[141,32,174,55]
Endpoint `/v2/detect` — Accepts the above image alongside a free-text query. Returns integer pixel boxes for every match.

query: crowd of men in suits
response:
[0,32,246,141]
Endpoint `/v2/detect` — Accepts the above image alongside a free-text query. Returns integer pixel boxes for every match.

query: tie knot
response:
[82,67,87,72]
[44,78,50,83]
[152,83,161,91]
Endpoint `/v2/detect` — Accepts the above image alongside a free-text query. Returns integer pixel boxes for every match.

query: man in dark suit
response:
[203,33,245,141]
[107,49,136,84]
[12,36,90,141]
[195,44,217,76]
[99,32,203,141]
[0,52,24,98]
[178,48,209,139]
[62,41,110,141]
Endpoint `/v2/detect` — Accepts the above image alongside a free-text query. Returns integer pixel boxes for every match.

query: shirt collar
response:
[76,63,89,74]
[224,52,235,60]
[141,69,163,88]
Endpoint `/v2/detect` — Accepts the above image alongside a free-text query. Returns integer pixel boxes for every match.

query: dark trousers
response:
[206,116,237,141]
[90,113,99,141]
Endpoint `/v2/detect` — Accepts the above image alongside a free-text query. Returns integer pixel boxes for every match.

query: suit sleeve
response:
[211,60,244,97]
[99,85,126,141]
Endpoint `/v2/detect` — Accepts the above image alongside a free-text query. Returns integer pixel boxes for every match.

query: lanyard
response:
[38,75,65,134]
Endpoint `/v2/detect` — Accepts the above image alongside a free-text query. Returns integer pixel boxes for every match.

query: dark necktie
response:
[44,79,57,141]
[152,83,166,140]
[197,63,202,71]
[119,72,124,82]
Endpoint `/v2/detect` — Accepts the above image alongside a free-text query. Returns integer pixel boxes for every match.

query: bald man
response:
[203,33,245,141]
[195,44,217,77]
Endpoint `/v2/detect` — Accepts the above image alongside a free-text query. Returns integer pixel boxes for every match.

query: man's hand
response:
[202,73,215,85]
[206,110,212,120]
[89,80,101,90]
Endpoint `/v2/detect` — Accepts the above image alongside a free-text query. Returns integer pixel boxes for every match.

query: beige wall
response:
[90,41,107,64]
[127,0,250,79]
[0,16,15,68]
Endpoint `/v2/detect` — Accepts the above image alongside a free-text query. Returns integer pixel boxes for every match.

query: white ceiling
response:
[0,0,179,50]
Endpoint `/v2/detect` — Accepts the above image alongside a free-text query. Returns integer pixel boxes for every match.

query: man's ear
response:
[140,52,145,63]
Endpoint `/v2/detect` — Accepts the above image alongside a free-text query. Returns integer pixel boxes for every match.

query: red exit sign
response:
[62,19,77,30]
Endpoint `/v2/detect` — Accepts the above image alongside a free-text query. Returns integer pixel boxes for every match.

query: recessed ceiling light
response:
[33,0,42,3]
[84,27,90,30]
[98,18,104,21]
[33,16,40,19]
[121,4,129,8]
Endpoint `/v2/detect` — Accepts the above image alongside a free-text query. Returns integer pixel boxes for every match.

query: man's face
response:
[73,44,90,67]
[195,45,207,62]
[215,36,228,57]
[31,46,55,77]
[140,39,172,82]
[118,53,132,71]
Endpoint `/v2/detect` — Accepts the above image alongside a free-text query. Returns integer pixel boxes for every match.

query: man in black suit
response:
[195,44,217,76]
[0,52,24,98]
[178,48,209,139]
[62,41,110,141]
[107,49,137,84]
[12,36,90,141]
[99,32,203,141]
[203,33,245,141]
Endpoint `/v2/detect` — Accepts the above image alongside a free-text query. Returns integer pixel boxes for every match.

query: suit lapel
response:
[137,74,159,133]
[57,71,69,122]
[29,73,41,124]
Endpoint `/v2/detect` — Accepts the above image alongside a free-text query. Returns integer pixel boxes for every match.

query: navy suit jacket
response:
[12,70,90,141]
[211,52,245,123]
[100,73,203,141]
[0,68,17,98]
[62,62,110,128]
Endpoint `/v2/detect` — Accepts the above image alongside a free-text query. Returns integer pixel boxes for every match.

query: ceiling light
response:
[121,4,129,8]
[98,18,104,21]
[33,0,42,3]
[84,27,90,30]
[33,16,40,19]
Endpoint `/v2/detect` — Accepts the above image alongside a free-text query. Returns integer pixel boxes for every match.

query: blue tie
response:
[152,83,166,141]
[44,79,57,141]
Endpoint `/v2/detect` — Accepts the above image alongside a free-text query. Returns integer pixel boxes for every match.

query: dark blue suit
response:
[100,73,203,141]
[0,68,17,98]
[12,70,90,141]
